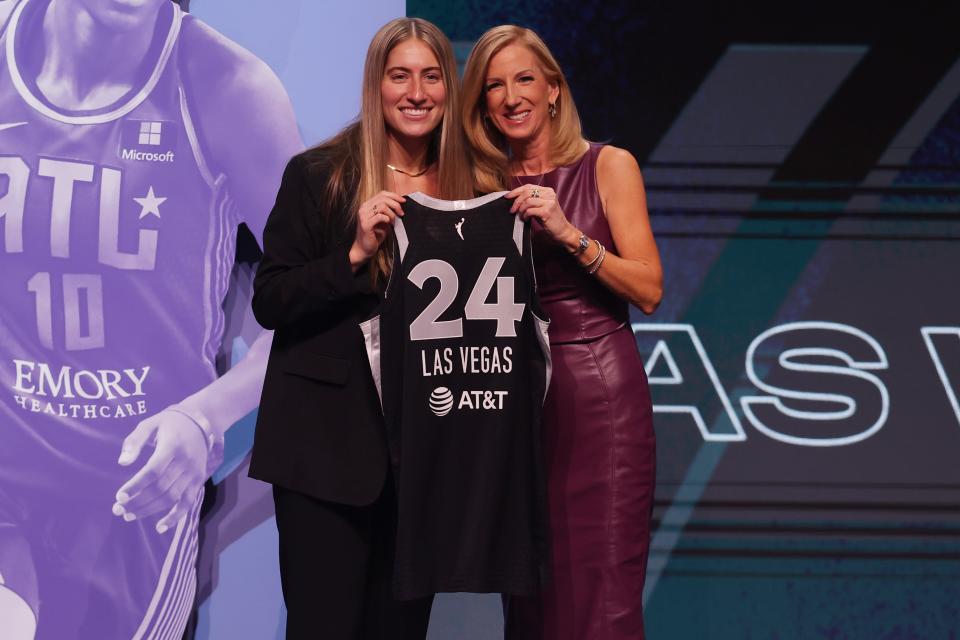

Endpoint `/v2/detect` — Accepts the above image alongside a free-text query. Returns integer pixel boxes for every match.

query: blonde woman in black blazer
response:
[249,18,473,640]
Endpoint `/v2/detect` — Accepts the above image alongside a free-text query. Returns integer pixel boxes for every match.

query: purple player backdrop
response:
[0,0,301,637]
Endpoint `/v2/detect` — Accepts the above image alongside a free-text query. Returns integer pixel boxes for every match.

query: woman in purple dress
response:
[462,26,663,640]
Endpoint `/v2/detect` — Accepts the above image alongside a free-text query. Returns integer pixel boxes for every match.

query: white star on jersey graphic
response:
[134,186,167,219]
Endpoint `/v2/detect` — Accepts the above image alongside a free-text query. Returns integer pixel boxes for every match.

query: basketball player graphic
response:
[0,0,302,637]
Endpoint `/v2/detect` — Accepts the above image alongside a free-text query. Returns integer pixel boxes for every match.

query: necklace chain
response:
[386,163,429,178]
[512,161,547,189]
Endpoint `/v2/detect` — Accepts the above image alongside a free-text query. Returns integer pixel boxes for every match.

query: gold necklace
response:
[386,163,430,178]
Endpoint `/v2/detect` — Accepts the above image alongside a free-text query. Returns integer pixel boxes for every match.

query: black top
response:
[363,192,552,598]
[249,150,389,506]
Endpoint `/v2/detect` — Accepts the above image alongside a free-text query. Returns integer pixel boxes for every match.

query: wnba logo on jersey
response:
[118,120,177,163]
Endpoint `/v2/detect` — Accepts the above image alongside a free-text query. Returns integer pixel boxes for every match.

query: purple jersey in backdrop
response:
[0,1,240,637]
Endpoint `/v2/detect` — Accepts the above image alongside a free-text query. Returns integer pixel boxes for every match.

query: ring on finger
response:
[372,204,380,214]
[531,188,541,199]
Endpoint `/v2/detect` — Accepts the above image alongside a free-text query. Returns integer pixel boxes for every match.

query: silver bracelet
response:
[582,239,603,270]
[165,404,216,453]
[587,242,606,275]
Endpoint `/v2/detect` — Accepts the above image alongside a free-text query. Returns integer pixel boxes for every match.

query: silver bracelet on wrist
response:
[582,239,603,270]
[587,242,606,275]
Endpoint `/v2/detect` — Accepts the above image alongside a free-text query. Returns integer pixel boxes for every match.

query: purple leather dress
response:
[507,144,656,640]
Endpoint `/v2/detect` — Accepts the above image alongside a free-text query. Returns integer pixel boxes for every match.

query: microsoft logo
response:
[119,119,177,163]
[138,121,163,146]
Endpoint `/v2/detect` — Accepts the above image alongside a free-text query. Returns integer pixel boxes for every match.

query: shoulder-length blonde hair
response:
[462,25,588,193]
[310,17,472,283]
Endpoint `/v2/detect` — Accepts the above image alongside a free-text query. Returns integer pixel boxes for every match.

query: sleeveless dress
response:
[507,144,656,640]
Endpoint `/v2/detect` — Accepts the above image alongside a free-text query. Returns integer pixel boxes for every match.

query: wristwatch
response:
[570,233,591,255]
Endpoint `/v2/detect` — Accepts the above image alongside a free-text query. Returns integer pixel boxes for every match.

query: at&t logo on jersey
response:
[428,386,510,415]
[118,120,177,163]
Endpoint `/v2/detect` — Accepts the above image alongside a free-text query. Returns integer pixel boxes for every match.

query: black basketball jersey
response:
[361,191,551,599]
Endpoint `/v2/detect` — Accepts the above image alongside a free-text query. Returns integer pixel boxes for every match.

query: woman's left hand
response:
[506,184,578,247]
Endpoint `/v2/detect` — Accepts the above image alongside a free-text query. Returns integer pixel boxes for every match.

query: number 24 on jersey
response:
[408,257,524,341]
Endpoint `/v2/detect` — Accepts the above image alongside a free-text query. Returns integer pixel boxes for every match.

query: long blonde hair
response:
[462,25,587,193]
[310,18,472,284]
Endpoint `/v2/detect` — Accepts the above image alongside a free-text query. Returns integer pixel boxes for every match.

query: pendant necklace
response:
[513,159,548,193]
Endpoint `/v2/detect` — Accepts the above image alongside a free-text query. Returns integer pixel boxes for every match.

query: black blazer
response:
[249,151,387,506]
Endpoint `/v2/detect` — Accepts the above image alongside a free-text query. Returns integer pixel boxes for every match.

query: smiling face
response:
[483,43,559,148]
[380,38,446,148]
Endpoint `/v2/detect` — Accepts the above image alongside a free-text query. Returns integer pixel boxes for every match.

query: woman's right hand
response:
[349,191,406,269]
